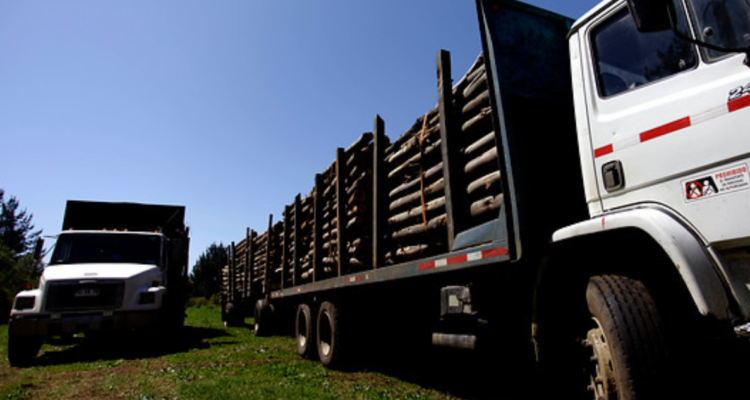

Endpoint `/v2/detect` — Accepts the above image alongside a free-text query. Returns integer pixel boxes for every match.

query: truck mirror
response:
[33,238,44,261]
[627,0,674,32]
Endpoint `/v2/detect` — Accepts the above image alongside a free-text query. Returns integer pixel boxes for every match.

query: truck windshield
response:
[49,233,162,266]
[687,0,750,61]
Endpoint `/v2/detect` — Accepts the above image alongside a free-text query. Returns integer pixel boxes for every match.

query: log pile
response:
[453,54,504,227]
[384,108,447,264]
[250,229,269,292]
[382,53,501,263]
[296,192,315,282]
[342,132,374,272]
[267,220,283,291]
[229,51,503,292]
[233,238,251,299]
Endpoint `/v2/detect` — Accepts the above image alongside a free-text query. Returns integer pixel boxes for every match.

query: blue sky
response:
[1,0,598,270]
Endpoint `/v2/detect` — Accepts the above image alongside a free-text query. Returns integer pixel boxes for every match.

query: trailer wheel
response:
[317,301,343,368]
[8,335,42,368]
[296,304,317,359]
[254,299,273,336]
[583,275,667,400]
[223,302,242,327]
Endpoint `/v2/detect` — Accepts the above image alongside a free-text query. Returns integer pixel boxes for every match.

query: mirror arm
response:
[669,13,750,66]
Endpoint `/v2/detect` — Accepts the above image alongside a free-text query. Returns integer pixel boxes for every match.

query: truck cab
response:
[555,0,750,323]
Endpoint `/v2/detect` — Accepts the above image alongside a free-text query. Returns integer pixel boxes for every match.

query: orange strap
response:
[419,113,429,233]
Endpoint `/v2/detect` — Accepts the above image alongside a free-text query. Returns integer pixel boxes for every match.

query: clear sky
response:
[1,0,599,271]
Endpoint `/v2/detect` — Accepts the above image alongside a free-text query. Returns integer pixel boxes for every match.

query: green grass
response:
[0,306,458,399]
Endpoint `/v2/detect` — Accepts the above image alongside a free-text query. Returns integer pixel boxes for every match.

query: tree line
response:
[0,189,43,318]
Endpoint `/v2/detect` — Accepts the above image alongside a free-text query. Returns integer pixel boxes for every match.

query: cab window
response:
[591,7,697,97]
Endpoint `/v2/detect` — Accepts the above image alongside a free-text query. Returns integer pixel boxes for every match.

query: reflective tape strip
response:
[418,247,509,271]
[594,96,750,158]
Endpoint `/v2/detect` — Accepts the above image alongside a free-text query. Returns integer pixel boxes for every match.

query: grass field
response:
[0,306,469,400]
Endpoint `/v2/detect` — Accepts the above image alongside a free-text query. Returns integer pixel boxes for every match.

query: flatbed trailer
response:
[222,0,750,398]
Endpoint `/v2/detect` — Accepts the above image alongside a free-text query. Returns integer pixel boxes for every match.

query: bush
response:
[187,295,220,310]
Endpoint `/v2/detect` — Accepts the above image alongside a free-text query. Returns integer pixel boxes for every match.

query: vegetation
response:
[189,243,227,300]
[0,305,462,400]
[0,190,43,319]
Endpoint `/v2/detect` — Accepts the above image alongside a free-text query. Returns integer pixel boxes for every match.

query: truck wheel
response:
[317,301,342,368]
[254,299,273,336]
[223,302,240,327]
[296,304,316,359]
[8,335,42,368]
[584,275,667,400]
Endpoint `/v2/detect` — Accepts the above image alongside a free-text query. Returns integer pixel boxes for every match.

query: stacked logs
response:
[297,192,315,282]
[250,228,269,292]
[381,53,501,263]
[343,133,374,272]
[317,163,338,279]
[232,238,250,300]
[281,202,295,288]
[232,52,503,292]
[453,54,503,227]
[267,221,283,291]
[384,108,448,264]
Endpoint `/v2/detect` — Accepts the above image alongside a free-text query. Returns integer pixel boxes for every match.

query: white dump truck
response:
[8,201,189,366]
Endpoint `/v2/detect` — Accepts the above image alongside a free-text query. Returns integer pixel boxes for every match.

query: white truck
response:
[231,0,750,397]
[7,201,190,367]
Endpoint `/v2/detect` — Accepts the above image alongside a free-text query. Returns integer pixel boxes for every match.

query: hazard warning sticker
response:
[683,163,750,202]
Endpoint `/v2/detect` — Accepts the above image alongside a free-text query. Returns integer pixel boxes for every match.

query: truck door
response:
[579,1,750,245]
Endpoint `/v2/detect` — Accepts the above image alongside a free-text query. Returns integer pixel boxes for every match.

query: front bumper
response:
[8,310,161,337]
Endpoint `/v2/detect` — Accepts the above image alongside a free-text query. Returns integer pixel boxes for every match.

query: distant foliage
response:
[0,190,41,261]
[0,190,43,319]
[190,243,228,299]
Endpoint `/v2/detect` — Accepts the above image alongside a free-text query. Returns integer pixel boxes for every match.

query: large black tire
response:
[254,299,273,336]
[317,301,343,368]
[223,302,242,327]
[296,304,317,359]
[8,335,42,368]
[584,275,667,400]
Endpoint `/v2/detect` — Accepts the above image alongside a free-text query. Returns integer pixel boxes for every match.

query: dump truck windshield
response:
[49,233,162,266]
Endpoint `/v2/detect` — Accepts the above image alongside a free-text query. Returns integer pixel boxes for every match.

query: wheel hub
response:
[584,318,617,400]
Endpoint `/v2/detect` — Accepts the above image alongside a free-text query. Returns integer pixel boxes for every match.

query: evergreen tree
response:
[190,243,228,299]
[0,189,41,261]
[0,190,43,318]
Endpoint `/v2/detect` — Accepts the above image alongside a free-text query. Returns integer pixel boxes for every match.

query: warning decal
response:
[683,164,750,202]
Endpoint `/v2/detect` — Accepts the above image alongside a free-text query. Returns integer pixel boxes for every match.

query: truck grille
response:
[45,280,125,312]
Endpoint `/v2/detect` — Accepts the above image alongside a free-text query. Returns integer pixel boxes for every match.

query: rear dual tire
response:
[296,303,317,359]
[254,299,274,336]
[317,301,343,368]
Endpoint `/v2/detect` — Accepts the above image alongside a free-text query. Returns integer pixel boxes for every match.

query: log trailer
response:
[221,0,750,397]
[8,201,190,367]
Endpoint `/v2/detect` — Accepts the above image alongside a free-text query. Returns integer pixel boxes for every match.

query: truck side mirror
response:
[33,238,44,261]
[627,0,674,32]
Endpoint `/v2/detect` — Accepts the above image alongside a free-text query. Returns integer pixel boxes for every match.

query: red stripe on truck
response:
[418,261,436,271]
[729,95,750,112]
[639,117,691,143]
[594,144,614,158]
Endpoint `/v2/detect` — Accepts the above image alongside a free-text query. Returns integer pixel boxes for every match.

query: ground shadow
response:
[337,337,750,400]
[33,325,230,367]
[324,348,535,400]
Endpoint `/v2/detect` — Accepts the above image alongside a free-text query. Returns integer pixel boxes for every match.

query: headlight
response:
[14,296,36,311]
